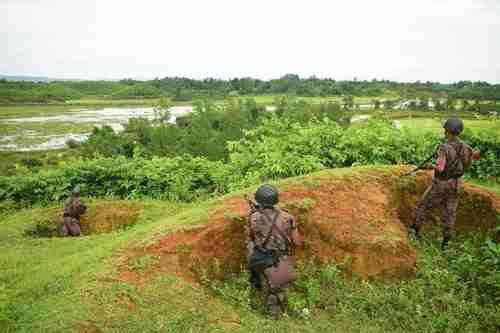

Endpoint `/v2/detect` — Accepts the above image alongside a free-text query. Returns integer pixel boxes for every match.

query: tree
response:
[446,98,456,111]
[384,99,395,110]
[342,95,354,110]
[462,99,470,111]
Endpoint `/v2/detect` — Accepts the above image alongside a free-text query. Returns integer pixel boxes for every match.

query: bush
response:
[1,118,500,211]
[0,155,234,210]
[449,238,500,305]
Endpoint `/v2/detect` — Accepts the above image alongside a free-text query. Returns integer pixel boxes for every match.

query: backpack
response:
[438,141,472,179]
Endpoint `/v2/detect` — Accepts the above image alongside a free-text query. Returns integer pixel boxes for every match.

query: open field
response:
[398,117,500,135]
[66,98,160,107]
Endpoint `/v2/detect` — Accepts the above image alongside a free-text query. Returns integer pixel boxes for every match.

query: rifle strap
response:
[260,209,292,252]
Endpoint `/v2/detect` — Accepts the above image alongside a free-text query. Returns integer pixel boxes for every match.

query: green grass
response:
[66,98,161,107]
[0,105,84,117]
[0,121,94,138]
[0,199,186,332]
[398,117,500,136]
[1,170,498,332]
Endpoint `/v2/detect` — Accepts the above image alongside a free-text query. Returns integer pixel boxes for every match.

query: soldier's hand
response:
[472,149,481,161]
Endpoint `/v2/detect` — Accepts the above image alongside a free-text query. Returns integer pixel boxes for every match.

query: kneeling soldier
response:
[59,185,87,237]
[246,184,301,318]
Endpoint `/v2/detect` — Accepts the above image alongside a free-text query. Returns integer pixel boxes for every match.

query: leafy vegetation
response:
[1,113,499,212]
[2,76,500,107]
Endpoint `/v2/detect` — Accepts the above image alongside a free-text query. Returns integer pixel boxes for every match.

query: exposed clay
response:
[117,168,500,288]
[25,201,143,238]
[394,171,500,233]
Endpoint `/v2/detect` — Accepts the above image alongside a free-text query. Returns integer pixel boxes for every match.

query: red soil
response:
[117,168,500,286]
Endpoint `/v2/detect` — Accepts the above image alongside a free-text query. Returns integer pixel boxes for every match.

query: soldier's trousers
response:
[415,178,459,239]
[59,217,81,237]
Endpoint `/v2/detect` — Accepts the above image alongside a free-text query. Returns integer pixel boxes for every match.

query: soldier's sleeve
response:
[462,143,473,168]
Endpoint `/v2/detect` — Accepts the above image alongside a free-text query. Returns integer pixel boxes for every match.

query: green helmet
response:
[255,184,278,207]
[443,118,464,135]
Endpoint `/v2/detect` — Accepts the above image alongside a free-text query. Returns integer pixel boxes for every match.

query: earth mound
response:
[119,167,500,284]
[25,200,143,237]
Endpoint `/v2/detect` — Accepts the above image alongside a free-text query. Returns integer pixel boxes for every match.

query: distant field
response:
[66,98,160,107]
[398,117,499,134]
[241,95,391,105]
[0,105,81,117]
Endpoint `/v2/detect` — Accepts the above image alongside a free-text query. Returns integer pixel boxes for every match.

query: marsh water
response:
[0,106,193,151]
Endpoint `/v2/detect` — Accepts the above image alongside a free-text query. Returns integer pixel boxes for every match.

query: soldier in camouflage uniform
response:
[247,184,301,318]
[59,185,87,237]
[411,118,480,249]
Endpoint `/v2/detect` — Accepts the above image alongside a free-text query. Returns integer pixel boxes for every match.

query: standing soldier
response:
[246,184,301,318]
[410,118,480,249]
[59,185,87,237]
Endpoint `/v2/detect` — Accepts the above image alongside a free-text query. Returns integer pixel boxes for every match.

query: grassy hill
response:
[1,166,499,332]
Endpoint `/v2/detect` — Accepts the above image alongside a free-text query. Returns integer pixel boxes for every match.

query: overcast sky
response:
[1,0,499,82]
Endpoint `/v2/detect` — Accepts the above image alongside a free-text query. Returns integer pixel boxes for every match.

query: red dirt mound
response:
[118,168,500,285]
[395,171,500,234]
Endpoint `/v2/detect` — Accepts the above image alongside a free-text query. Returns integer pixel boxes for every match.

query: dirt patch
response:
[79,201,143,234]
[25,201,143,238]
[117,167,500,286]
[394,171,500,234]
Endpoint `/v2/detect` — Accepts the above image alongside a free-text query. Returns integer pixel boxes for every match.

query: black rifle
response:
[402,152,436,176]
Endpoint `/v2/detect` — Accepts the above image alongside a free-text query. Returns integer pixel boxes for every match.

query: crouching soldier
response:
[410,118,480,249]
[59,185,87,237]
[246,184,301,318]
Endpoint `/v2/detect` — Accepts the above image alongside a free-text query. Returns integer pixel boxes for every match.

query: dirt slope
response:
[118,166,500,285]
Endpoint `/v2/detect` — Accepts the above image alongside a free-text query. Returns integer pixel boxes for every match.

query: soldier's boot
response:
[267,294,282,319]
[249,287,261,310]
[409,224,421,241]
[59,223,69,238]
[441,227,452,250]
[249,270,263,291]
[441,236,451,250]
[277,291,288,313]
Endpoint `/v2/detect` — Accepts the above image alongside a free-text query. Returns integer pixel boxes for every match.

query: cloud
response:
[1,0,499,82]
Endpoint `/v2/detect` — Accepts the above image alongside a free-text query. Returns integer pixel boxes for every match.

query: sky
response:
[1,0,499,82]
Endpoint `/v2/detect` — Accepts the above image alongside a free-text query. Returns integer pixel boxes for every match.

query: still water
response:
[0,106,193,151]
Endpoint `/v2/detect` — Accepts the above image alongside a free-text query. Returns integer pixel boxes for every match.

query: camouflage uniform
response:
[415,138,470,242]
[59,196,87,237]
[247,207,297,316]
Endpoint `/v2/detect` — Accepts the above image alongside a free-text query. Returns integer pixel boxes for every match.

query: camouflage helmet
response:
[255,184,279,207]
[72,184,81,196]
[443,118,464,135]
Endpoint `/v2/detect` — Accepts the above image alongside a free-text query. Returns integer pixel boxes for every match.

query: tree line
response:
[1,75,500,104]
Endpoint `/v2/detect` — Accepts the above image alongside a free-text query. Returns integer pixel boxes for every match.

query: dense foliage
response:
[1,116,499,210]
[80,98,347,161]
[2,76,500,105]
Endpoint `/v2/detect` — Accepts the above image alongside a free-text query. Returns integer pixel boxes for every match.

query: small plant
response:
[129,255,158,272]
